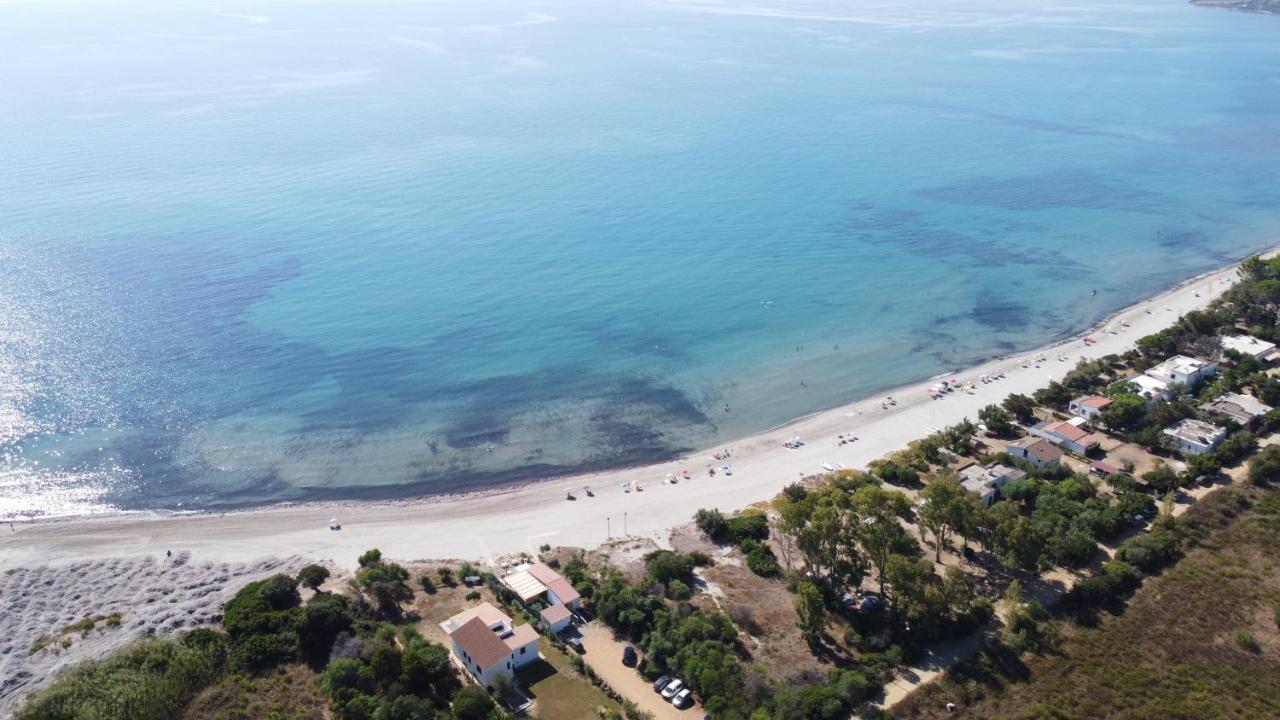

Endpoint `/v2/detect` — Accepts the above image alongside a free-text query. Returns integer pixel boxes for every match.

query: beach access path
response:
[0,259,1253,572]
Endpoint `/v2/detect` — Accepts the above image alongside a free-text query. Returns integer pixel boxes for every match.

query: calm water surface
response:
[2,0,1279,517]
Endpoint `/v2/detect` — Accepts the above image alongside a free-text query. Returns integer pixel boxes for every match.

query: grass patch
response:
[523,642,623,720]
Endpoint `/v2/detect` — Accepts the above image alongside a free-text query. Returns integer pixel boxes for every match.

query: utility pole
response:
[607,516,611,539]
[624,511,628,536]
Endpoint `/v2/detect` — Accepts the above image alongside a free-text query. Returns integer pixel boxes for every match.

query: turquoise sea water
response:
[2,0,1279,518]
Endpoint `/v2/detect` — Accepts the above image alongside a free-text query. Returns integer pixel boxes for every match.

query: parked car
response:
[622,645,637,666]
[566,636,584,654]
[652,675,672,692]
[673,688,692,708]
[661,679,684,701]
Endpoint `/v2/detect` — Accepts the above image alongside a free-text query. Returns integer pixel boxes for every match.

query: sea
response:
[2,0,1279,519]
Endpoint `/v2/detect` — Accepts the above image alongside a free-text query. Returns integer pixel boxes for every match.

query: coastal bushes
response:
[692,508,779,576]
[322,625,458,720]
[15,632,227,720]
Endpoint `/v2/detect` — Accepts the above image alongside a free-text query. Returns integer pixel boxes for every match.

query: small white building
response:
[1030,417,1101,455]
[1203,392,1273,427]
[1220,334,1278,363]
[1124,374,1171,402]
[958,463,1027,505]
[1005,436,1063,468]
[539,603,573,634]
[1162,418,1228,456]
[1069,395,1112,422]
[1145,355,1218,389]
[442,603,540,689]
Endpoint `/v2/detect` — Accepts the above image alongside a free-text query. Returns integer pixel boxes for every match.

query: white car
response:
[661,679,684,701]
[673,687,692,708]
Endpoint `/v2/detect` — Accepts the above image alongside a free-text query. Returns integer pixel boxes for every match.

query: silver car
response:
[661,679,684,701]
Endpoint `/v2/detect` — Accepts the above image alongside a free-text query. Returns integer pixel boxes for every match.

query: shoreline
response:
[0,250,1271,571]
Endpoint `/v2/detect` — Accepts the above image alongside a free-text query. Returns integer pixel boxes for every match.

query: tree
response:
[374,695,438,720]
[357,561,413,617]
[1249,444,1280,485]
[451,685,495,720]
[771,499,807,572]
[1033,381,1072,409]
[298,564,331,592]
[1002,393,1037,424]
[919,472,968,561]
[401,636,453,697]
[978,404,1015,436]
[1100,393,1146,431]
[851,485,918,596]
[1143,462,1181,495]
[794,581,825,642]
[358,548,383,568]
[299,592,353,660]
[798,504,867,592]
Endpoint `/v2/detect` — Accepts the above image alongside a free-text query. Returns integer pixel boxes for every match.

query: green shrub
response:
[726,512,769,543]
[668,579,692,601]
[451,684,495,720]
[418,574,437,594]
[16,634,226,720]
[1235,629,1261,653]
[745,546,781,577]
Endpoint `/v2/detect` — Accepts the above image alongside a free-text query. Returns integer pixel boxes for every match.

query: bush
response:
[745,546,781,577]
[16,635,226,720]
[451,684,495,720]
[668,579,693,601]
[418,574,437,594]
[644,550,695,585]
[464,590,481,601]
[223,574,303,672]
[298,564,331,591]
[1235,629,1261,653]
[727,512,769,542]
[694,508,729,541]
[1248,444,1280,485]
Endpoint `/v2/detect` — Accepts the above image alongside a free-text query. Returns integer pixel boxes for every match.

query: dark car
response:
[652,675,672,692]
[566,636,585,654]
[622,645,638,666]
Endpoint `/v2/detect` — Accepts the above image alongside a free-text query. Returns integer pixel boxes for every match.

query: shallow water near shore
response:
[2,0,1280,518]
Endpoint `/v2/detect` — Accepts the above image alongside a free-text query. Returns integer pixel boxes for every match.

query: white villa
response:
[1162,418,1228,456]
[1220,334,1278,363]
[1125,374,1171,402]
[1145,355,1218,389]
[1068,395,1112,422]
[1030,417,1101,455]
[441,603,540,689]
[958,463,1027,505]
[1006,436,1063,468]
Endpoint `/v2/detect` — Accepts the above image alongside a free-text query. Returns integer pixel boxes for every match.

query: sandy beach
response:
[0,255,1261,574]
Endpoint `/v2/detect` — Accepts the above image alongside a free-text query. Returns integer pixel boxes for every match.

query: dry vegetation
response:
[183,663,327,720]
[892,485,1280,720]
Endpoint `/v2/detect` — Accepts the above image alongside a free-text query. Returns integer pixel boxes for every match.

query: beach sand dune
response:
[0,553,304,716]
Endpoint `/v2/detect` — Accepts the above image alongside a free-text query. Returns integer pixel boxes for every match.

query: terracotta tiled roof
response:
[1080,396,1112,409]
[451,616,512,672]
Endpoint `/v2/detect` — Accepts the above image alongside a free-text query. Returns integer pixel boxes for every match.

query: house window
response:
[520,647,526,655]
